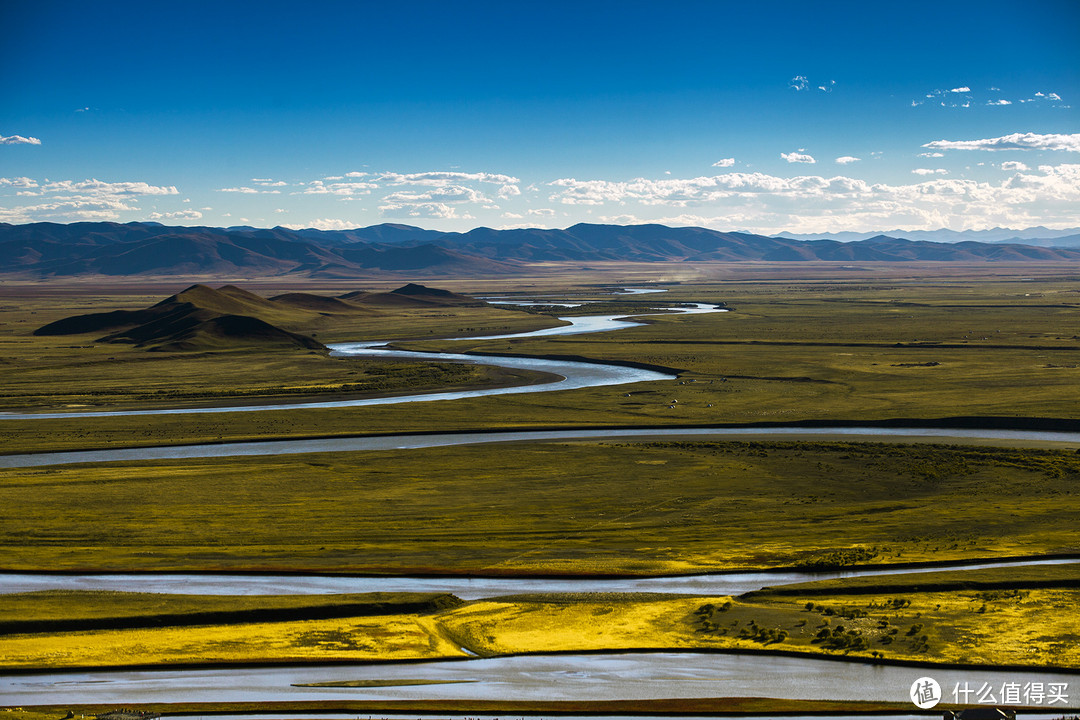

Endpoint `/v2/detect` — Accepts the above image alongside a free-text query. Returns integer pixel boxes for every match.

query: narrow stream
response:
[0,303,721,420]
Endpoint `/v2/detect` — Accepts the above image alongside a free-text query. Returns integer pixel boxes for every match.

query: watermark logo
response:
[911,676,942,709]
[908,678,1070,708]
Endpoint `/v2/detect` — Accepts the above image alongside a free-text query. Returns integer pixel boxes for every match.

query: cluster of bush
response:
[738,620,788,645]
[691,601,732,633]
[795,546,879,569]
[812,624,871,652]
[804,601,869,618]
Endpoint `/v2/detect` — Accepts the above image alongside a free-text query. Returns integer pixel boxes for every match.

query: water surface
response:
[4,653,1076,705]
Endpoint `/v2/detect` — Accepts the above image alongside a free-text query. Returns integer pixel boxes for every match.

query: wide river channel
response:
[3,289,1078,709]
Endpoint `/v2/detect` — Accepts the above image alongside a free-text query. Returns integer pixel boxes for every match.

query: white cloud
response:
[378,171,519,186]
[789,76,834,93]
[38,179,179,197]
[923,132,1080,153]
[912,168,949,175]
[498,222,559,230]
[497,184,521,199]
[0,200,132,223]
[0,134,41,145]
[501,212,524,219]
[526,208,556,217]
[148,210,203,221]
[544,164,1080,234]
[381,185,491,205]
[0,177,39,188]
[218,186,281,194]
[781,151,816,164]
[834,156,860,165]
[298,179,377,196]
[252,179,287,187]
[378,201,473,220]
[0,177,180,223]
[919,87,1066,110]
[712,158,735,168]
[918,152,945,158]
[344,171,369,178]
[1001,161,1029,171]
[281,218,357,231]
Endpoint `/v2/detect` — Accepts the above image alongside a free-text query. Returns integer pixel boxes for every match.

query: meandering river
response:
[3,288,1078,709]
[0,303,721,420]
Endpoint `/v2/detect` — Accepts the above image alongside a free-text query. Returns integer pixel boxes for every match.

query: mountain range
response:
[3,221,1080,278]
[774,226,1080,246]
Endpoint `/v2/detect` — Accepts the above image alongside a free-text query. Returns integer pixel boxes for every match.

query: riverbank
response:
[2,564,1078,673]
[0,697,921,719]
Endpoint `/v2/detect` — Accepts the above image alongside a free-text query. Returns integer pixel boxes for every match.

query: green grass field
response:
[2,440,1077,574]
[2,274,1077,454]
[1,268,1079,682]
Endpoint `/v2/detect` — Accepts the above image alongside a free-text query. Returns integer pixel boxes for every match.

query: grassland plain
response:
[2,441,1077,574]
[2,267,1079,699]
[0,284,565,412]
[2,565,1077,671]
[2,273,1078,454]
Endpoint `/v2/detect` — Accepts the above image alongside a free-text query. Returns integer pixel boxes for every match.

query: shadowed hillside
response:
[33,283,488,352]
[359,283,487,308]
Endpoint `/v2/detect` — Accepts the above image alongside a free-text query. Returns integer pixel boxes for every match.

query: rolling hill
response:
[34,283,485,352]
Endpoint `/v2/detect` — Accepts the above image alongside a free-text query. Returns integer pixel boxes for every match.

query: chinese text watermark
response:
[910,677,1070,708]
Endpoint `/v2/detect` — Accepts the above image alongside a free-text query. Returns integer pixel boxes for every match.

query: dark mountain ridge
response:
[4,221,1080,278]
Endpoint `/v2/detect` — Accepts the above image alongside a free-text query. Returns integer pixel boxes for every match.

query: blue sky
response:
[1,0,1078,234]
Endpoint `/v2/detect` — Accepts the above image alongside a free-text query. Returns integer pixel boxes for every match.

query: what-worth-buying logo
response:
[911,677,941,708]
[910,676,1071,708]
